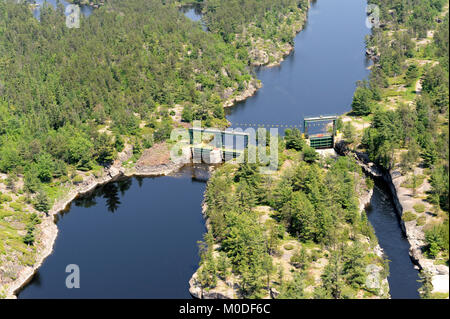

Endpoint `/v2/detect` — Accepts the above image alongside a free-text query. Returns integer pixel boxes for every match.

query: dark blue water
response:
[18,166,208,298]
[367,185,421,299]
[226,0,371,131]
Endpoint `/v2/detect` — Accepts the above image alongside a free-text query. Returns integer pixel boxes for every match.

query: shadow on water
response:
[367,181,421,299]
[18,165,210,298]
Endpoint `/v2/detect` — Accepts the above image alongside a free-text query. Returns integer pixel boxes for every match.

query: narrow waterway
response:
[19,0,420,298]
[367,184,421,298]
[226,0,371,128]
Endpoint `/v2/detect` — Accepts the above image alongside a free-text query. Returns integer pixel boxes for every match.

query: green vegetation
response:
[348,0,449,267]
[196,134,387,298]
[0,0,313,294]
[173,0,309,65]
[413,203,426,213]
[0,0,254,187]
[402,211,417,222]
[424,223,449,259]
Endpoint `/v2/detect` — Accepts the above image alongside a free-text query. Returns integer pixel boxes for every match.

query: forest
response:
[172,0,309,65]
[0,0,311,294]
[0,0,255,192]
[194,132,388,299]
[349,0,449,282]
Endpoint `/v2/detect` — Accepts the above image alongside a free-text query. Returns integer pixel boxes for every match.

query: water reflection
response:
[19,165,208,298]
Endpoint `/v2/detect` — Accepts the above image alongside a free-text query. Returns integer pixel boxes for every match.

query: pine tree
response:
[418,270,433,299]
[34,191,50,214]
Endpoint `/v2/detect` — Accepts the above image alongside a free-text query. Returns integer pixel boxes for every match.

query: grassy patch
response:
[416,216,426,226]
[431,292,449,299]
[413,203,426,213]
[402,211,417,222]
[401,175,426,189]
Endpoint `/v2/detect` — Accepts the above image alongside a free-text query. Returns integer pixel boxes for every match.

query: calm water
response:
[179,4,207,31]
[18,166,208,298]
[19,0,420,298]
[226,0,371,130]
[367,184,421,299]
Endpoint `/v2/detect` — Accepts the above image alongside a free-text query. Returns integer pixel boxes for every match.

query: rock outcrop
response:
[336,141,449,296]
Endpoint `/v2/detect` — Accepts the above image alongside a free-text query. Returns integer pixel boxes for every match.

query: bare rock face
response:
[249,48,269,66]
[189,271,234,299]
[432,275,449,294]
[365,47,380,62]
[223,80,262,107]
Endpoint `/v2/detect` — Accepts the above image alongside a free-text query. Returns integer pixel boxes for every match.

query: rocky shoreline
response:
[382,168,449,294]
[2,11,309,295]
[337,144,449,296]
[188,167,390,299]
[3,145,187,299]
[223,3,310,107]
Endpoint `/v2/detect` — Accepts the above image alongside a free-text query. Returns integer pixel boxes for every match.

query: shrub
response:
[9,202,23,212]
[417,216,426,226]
[34,191,50,214]
[0,194,12,203]
[366,178,374,190]
[402,211,417,222]
[73,175,84,184]
[424,223,449,259]
[413,203,426,213]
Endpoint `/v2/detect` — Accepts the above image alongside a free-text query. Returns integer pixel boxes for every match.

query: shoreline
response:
[3,8,309,297]
[4,147,187,299]
[336,144,449,296]
[188,165,390,299]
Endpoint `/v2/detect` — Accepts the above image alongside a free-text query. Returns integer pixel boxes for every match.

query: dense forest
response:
[0,0,253,189]
[348,0,448,290]
[172,0,310,65]
[193,132,388,299]
[1,0,447,299]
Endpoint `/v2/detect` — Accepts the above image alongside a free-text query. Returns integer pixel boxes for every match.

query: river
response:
[18,0,420,299]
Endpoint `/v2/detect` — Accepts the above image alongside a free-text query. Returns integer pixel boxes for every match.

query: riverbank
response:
[335,1,449,297]
[224,9,309,107]
[336,141,449,297]
[188,153,390,299]
[1,142,188,299]
[1,1,311,298]
[178,1,310,109]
